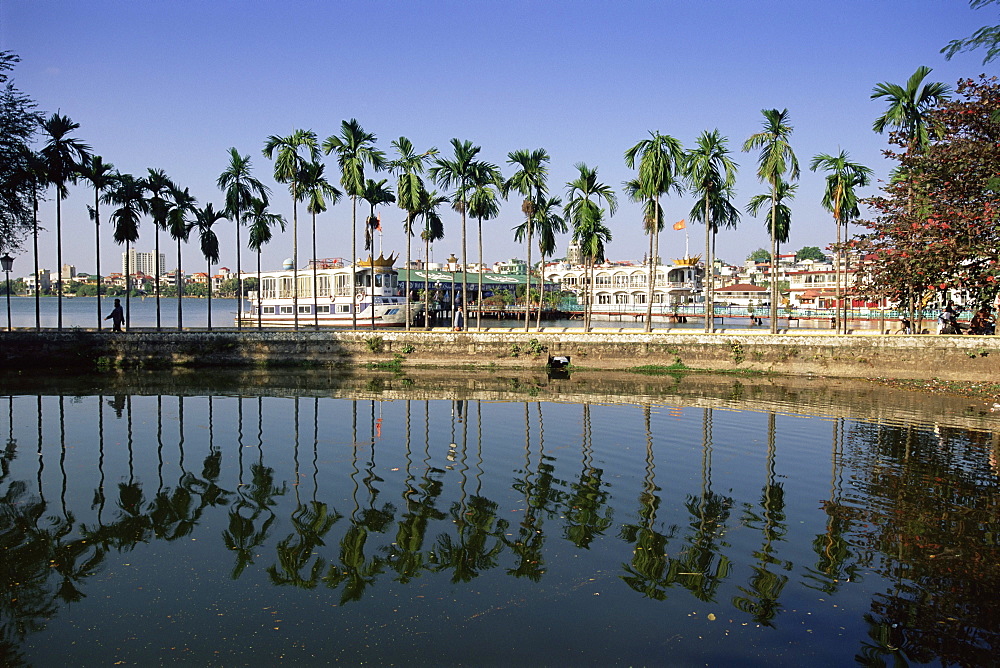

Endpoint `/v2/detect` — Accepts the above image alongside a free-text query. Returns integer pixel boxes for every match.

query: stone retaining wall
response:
[1,328,997,380]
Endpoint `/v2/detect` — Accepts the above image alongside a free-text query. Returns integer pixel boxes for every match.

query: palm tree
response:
[466,161,503,330]
[747,179,796,323]
[429,139,482,316]
[743,109,799,333]
[417,187,447,328]
[166,185,196,329]
[503,149,550,331]
[324,119,387,329]
[872,67,950,324]
[295,161,341,328]
[40,112,91,329]
[623,176,664,298]
[624,131,685,331]
[389,137,438,330]
[360,178,395,329]
[570,203,613,331]
[107,173,147,330]
[515,195,566,329]
[78,155,116,330]
[194,203,227,330]
[21,150,49,330]
[142,168,175,330]
[565,163,617,331]
[809,152,873,334]
[246,197,286,329]
[688,130,740,333]
[872,66,951,155]
[218,148,270,330]
[263,129,319,330]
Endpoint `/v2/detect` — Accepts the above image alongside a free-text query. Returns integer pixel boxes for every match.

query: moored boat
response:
[237,253,422,328]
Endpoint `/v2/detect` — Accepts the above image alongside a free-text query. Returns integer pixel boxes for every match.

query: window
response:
[317,305,330,314]
[615,293,630,304]
[278,276,293,298]
[598,294,612,304]
[298,305,311,314]
[336,304,352,313]
[279,306,293,314]
[261,278,277,299]
[596,274,612,286]
[262,306,275,314]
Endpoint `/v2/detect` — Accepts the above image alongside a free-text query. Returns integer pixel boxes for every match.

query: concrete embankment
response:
[2,327,999,381]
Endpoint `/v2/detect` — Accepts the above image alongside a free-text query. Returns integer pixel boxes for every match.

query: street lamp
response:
[1,253,13,332]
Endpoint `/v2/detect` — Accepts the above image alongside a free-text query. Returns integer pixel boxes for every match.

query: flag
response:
[673,219,686,231]
[376,212,382,231]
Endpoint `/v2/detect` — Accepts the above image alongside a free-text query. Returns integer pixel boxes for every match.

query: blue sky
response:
[1,0,994,275]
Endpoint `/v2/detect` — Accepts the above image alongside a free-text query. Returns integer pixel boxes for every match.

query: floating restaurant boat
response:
[237,253,421,327]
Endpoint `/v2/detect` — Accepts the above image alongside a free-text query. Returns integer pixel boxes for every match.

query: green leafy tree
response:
[40,112,91,329]
[942,0,1000,63]
[142,168,175,330]
[78,155,116,329]
[810,151,873,333]
[166,185,196,329]
[324,119,386,329]
[194,203,227,330]
[218,148,270,329]
[263,129,319,330]
[417,188,447,328]
[625,131,686,330]
[295,160,341,328]
[246,197,286,328]
[389,137,438,329]
[466,160,503,330]
[688,130,740,332]
[108,172,147,329]
[503,149,550,331]
[743,109,799,333]
[360,178,395,329]
[795,246,826,262]
[0,52,42,254]
[565,163,616,330]
[430,138,482,315]
[515,195,565,329]
[748,248,771,263]
[854,75,1000,312]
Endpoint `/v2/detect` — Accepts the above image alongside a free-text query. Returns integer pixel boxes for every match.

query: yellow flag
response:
[673,219,686,231]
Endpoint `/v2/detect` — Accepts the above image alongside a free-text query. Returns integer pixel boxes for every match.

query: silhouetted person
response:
[105,298,124,332]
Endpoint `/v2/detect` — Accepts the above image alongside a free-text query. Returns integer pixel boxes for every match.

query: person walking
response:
[105,298,125,332]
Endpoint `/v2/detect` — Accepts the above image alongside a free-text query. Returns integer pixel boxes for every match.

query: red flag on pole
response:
[376,212,382,231]
[673,219,686,231]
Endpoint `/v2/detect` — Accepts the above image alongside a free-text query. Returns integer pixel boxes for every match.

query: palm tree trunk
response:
[645,197,657,332]
[477,216,483,331]
[536,250,544,330]
[235,209,242,331]
[33,187,39,331]
[704,195,712,334]
[293,191,299,331]
[207,258,213,331]
[56,195,63,329]
[424,232,431,329]
[769,188,778,334]
[155,225,161,331]
[176,239,183,330]
[351,195,357,330]
[312,211,319,330]
[94,188,102,331]
[525,219,532,332]
[461,198,469,328]
[257,251,262,329]
[405,215,412,331]
[125,244,131,331]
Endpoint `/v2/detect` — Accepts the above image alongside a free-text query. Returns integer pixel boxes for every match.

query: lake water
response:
[1,370,997,666]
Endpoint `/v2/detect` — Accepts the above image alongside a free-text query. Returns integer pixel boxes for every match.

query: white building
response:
[546,257,704,310]
[122,249,165,277]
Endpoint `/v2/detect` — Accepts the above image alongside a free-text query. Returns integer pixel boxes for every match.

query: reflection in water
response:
[1,380,999,665]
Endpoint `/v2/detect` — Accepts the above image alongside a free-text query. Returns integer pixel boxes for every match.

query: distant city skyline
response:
[2,1,990,276]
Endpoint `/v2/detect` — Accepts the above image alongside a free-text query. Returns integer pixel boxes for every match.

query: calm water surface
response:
[1,371,997,666]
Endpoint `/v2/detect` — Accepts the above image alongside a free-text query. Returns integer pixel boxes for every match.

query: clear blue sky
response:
[1,0,994,275]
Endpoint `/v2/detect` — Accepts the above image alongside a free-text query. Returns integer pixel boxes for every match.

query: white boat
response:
[237,253,422,328]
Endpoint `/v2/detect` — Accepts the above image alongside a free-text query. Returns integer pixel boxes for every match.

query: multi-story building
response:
[546,257,704,310]
[122,249,165,277]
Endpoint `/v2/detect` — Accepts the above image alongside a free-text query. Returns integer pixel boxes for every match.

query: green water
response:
[1,371,997,666]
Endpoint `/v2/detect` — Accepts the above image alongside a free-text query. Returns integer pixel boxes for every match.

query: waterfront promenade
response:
[2,327,998,382]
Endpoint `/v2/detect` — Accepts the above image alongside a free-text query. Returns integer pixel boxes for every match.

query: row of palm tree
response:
[22,66,945,333]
